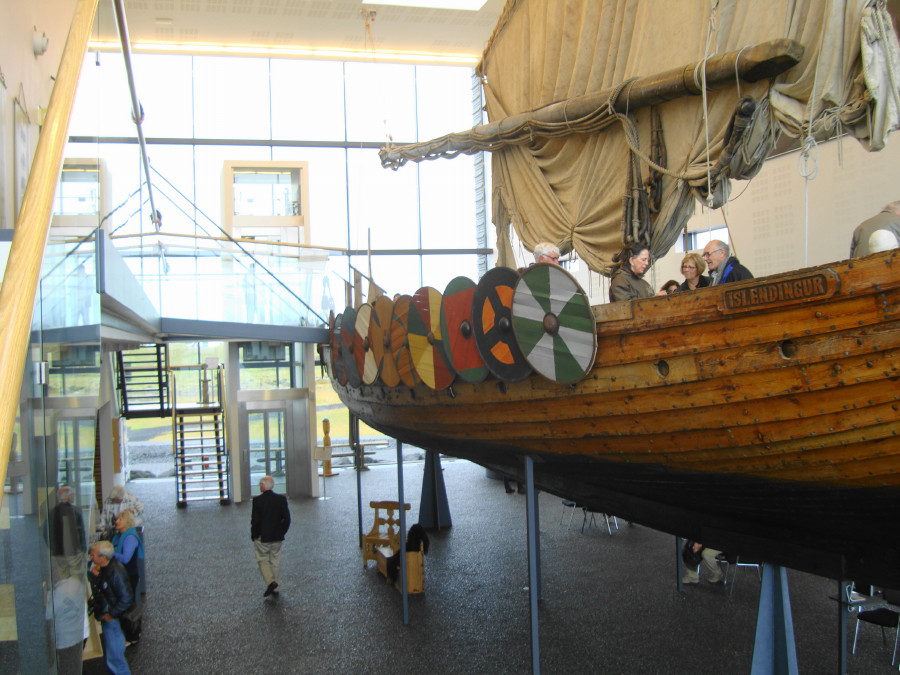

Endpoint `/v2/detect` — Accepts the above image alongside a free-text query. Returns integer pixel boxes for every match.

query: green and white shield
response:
[512,263,597,383]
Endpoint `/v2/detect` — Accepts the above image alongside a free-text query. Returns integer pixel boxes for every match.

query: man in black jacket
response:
[88,541,133,674]
[48,485,86,582]
[702,239,753,285]
[251,475,291,597]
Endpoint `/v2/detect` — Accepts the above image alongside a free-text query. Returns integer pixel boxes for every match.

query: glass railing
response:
[112,235,337,327]
[38,231,100,331]
[99,171,343,329]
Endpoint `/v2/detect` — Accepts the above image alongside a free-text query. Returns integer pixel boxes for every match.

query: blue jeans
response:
[101,618,131,674]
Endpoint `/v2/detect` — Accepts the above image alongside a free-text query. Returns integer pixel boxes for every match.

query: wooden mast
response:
[380,39,803,169]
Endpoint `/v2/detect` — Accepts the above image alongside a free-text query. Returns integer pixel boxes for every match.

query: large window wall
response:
[68,51,489,299]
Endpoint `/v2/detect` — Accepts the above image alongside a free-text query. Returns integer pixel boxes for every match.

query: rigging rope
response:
[698,0,719,209]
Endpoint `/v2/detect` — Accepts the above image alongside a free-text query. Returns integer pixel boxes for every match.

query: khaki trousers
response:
[253,539,282,585]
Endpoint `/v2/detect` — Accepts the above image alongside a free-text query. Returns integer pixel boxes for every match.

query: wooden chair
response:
[362,500,410,567]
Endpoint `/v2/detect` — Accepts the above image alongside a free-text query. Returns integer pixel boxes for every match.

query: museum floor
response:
[83,458,894,674]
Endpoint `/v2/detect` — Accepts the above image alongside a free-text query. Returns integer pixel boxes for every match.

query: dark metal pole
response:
[397,440,408,625]
[525,455,540,674]
[837,579,853,674]
[353,415,363,548]
[676,537,684,593]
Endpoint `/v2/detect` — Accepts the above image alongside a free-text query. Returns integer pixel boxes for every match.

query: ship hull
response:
[331,251,900,586]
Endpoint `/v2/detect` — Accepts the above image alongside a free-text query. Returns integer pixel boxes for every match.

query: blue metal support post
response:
[418,449,452,529]
[750,564,799,675]
[397,441,409,625]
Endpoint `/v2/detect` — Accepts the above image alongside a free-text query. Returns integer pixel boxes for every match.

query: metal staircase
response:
[170,365,231,507]
[173,410,230,507]
[115,347,231,507]
[116,345,169,418]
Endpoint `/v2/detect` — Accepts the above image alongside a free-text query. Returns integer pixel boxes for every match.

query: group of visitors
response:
[47,484,146,675]
[606,200,900,304]
[609,238,754,303]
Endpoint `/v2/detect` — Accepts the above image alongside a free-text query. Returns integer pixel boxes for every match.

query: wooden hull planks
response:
[327,250,900,586]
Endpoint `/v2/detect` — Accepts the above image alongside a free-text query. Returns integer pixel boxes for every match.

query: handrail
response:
[0,0,99,508]
[109,231,346,253]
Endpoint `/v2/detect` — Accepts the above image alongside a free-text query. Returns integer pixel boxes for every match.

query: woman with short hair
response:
[678,252,710,291]
[112,509,144,599]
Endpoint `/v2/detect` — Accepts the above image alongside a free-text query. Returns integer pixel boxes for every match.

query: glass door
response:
[247,409,286,494]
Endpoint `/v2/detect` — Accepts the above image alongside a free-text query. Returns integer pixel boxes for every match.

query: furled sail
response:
[380,0,900,275]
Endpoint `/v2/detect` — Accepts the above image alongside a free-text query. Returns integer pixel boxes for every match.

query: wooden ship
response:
[324,0,900,588]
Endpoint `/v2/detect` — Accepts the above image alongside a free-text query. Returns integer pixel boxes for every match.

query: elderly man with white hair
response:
[850,200,900,257]
[88,540,133,674]
[251,475,291,598]
[532,241,561,264]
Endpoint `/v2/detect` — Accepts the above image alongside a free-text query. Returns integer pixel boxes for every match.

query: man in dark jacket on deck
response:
[702,239,753,285]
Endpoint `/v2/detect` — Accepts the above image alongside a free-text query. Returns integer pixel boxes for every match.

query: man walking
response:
[251,475,291,597]
[88,541,133,674]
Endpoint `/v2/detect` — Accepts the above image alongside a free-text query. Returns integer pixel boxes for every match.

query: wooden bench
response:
[362,500,410,568]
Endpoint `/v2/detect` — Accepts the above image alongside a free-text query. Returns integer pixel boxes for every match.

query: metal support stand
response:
[418,449,452,529]
[525,455,541,674]
[397,441,409,625]
[676,537,684,593]
[750,564,799,675]
[352,414,364,548]
[837,579,854,675]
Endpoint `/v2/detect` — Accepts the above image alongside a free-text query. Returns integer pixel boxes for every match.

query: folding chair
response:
[559,500,577,529]
[853,587,900,667]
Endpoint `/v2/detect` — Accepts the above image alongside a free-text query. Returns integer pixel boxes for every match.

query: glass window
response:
[344,62,417,142]
[353,254,421,299]
[232,167,301,216]
[347,148,419,252]
[422,253,479,292]
[193,57,271,140]
[65,142,143,234]
[683,226,729,252]
[69,52,135,138]
[144,144,200,236]
[415,65,476,141]
[273,147,349,250]
[133,54,194,138]
[419,155,477,249]
[270,60,346,141]
[193,145,271,231]
[53,164,100,215]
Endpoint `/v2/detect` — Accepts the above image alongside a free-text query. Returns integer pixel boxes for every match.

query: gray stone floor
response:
[85,459,895,674]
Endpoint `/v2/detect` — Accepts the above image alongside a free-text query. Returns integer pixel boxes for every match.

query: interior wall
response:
[0,0,80,230]
[650,133,900,292]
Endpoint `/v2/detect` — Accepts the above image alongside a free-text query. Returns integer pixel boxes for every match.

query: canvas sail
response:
[382,0,900,275]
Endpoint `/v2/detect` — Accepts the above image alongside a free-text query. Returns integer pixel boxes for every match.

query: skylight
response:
[361,0,488,10]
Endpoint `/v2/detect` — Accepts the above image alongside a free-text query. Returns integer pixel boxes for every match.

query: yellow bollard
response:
[321,418,337,477]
